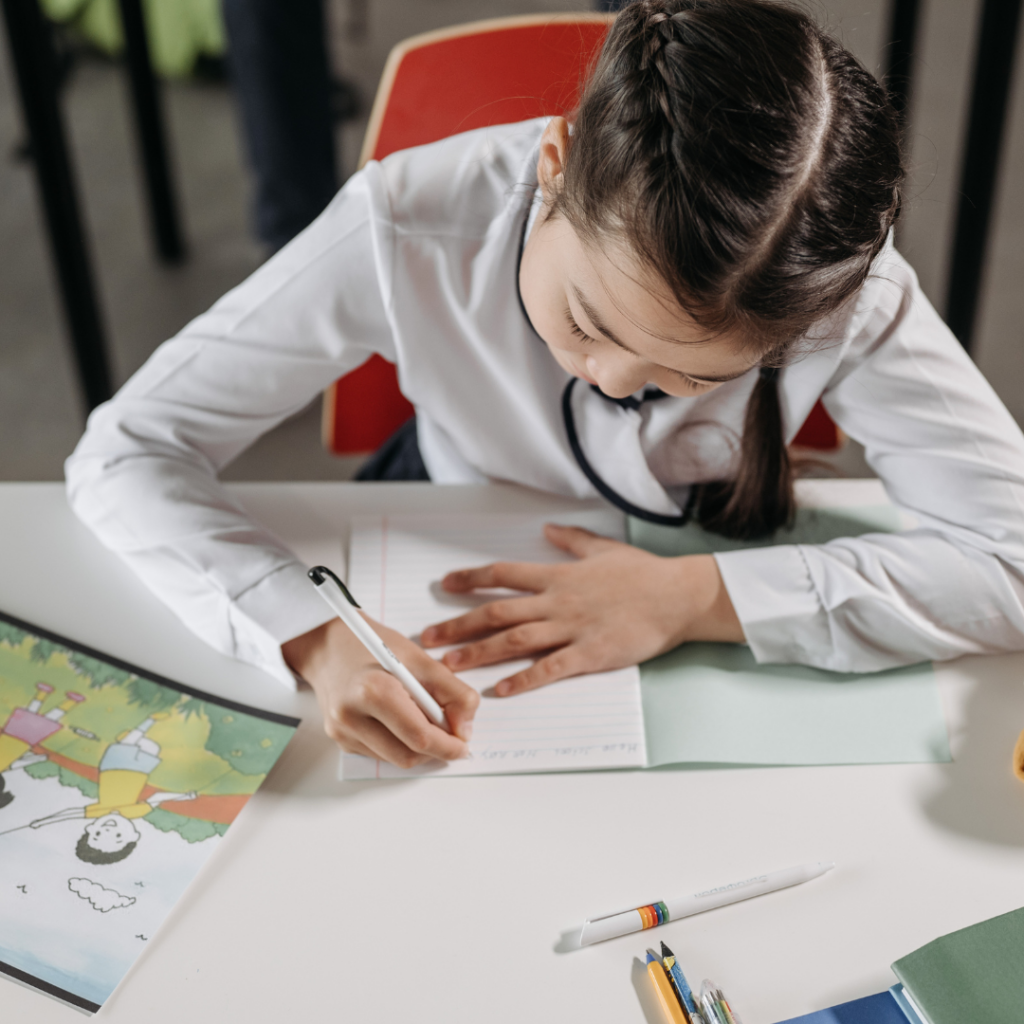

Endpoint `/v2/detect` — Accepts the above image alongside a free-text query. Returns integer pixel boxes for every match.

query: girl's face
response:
[520,119,757,400]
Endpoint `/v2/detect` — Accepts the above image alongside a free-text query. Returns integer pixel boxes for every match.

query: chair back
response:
[323,15,612,455]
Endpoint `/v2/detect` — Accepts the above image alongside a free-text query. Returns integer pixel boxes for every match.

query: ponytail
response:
[558,0,902,541]
[694,367,794,540]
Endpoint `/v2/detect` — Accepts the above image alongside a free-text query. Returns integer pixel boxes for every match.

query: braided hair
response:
[556,0,903,539]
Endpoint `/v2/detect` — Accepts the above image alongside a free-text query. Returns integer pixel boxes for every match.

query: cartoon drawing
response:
[0,614,298,1012]
[26,715,196,863]
[67,878,136,913]
[0,684,86,809]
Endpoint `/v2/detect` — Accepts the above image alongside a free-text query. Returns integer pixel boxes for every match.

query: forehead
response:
[567,221,756,375]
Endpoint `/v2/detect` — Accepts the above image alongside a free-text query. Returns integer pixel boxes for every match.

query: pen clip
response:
[308,566,361,608]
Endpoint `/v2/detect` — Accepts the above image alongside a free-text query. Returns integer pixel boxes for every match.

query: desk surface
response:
[2,481,1023,1023]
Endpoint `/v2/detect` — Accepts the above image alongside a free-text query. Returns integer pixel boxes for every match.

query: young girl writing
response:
[67,1,1024,769]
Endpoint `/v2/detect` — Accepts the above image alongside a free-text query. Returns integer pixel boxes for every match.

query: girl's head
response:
[520,0,903,538]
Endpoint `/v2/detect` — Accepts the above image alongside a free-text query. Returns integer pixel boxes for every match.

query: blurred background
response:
[1,0,1021,482]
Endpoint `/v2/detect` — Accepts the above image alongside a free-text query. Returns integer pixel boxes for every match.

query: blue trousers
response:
[222,0,338,250]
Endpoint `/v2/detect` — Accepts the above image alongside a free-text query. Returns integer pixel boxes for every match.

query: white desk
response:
[2,481,1024,1023]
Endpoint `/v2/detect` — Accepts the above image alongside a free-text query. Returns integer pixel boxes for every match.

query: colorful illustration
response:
[0,613,299,1012]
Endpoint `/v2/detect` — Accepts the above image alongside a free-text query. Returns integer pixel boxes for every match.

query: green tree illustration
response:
[0,622,26,648]
[68,653,134,690]
[184,701,293,775]
[146,808,228,843]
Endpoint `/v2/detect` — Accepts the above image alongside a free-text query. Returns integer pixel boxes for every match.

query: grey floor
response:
[0,0,1021,482]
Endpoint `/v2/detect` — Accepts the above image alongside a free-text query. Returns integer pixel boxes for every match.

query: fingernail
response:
[496,681,511,697]
[421,628,436,643]
[457,722,473,743]
[447,650,463,666]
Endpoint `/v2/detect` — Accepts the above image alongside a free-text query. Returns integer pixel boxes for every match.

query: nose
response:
[586,352,649,400]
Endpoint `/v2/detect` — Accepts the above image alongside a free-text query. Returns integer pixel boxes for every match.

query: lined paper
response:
[340,512,646,778]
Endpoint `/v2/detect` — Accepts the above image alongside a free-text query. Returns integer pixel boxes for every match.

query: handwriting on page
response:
[340,513,647,779]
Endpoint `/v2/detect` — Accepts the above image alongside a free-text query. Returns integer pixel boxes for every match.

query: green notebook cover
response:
[891,907,1024,1023]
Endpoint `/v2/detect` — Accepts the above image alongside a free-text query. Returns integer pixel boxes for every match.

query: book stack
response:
[776,906,1024,1023]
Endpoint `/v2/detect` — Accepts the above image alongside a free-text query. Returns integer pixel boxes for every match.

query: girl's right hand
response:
[282,616,479,768]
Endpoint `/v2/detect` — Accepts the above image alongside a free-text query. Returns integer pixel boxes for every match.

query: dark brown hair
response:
[557,0,904,538]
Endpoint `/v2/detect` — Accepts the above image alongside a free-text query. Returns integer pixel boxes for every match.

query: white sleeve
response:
[715,251,1024,672]
[65,171,396,688]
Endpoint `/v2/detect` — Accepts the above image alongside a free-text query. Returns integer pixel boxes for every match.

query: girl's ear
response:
[537,117,571,201]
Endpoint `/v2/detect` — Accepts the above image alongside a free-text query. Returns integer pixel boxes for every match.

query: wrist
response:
[283,617,345,685]
[672,554,745,644]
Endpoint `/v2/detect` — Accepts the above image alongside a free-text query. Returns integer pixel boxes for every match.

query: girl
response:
[67,1,1024,769]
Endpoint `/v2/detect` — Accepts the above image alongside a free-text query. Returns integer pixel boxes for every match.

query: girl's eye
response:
[564,311,597,344]
[675,373,716,391]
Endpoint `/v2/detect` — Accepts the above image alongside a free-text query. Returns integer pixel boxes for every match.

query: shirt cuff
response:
[714,545,833,666]
[231,560,336,689]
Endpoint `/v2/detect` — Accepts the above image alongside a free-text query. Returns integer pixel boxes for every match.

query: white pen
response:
[308,566,448,730]
[578,861,834,946]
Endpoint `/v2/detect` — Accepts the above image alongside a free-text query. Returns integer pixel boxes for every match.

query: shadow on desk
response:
[923,654,1024,848]
[631,956,667,1024]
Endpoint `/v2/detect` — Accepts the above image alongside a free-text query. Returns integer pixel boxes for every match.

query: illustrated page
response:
[0,613,298,1012]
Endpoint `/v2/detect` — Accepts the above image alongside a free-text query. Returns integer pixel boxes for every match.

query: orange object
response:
[322,14,613,456]
[646,956,689,1024]
[1013,729,1024,781]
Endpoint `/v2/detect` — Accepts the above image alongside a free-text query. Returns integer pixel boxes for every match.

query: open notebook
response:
[341,511,647,778]
[339,508,949,779]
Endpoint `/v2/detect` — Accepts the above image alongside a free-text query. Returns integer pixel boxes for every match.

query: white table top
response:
[2,480,1024,1023]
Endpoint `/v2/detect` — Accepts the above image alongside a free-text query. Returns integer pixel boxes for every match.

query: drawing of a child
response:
[0,684,85,809]
[28,715,196,863]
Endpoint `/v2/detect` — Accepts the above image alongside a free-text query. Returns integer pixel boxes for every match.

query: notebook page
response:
[339,512,646,778]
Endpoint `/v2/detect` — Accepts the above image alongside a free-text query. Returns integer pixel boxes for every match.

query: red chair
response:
[322,13,839,455]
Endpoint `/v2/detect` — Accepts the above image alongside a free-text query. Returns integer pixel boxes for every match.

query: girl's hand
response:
[283,616,479,768]
[419,524,743,696]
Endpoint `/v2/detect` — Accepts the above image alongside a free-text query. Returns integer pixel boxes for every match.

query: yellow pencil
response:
[646,950,689,1024]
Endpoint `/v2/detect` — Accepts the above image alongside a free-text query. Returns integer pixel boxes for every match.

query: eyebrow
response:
[570,284,752,385]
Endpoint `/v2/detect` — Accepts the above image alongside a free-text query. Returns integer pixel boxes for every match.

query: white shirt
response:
[66,118,1024,688]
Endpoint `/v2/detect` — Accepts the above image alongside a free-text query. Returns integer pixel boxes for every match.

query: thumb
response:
[543,523,619,559]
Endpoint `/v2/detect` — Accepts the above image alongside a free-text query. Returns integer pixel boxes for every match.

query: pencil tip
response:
[645,950,657,963]
[660,940,673,957]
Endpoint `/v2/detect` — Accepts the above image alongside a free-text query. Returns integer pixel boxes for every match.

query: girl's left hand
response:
[419,524,744,696]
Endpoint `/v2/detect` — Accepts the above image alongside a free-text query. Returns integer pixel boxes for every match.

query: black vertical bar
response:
[1,0,112,412]
[883,0,922,125]
[946,0,1024,351]
[117,0,186,263]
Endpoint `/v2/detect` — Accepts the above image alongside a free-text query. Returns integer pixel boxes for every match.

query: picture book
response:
[0,610,299,1012]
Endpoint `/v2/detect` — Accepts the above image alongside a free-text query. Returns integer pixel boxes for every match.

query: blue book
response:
[773,986,923,1024]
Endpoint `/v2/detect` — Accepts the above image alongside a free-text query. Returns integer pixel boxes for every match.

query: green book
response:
[891,906,1024,1022]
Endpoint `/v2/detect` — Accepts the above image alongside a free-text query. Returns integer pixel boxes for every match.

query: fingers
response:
[441,621,566,672]
[421,595,547,647]
[441,560,550,594]
[410,652,481,742]
[494,646,591,697]
[321,669,469,768]
[543,523,619,558]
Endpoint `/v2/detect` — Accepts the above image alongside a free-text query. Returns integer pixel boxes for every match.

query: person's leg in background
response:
[222,0,338,251]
